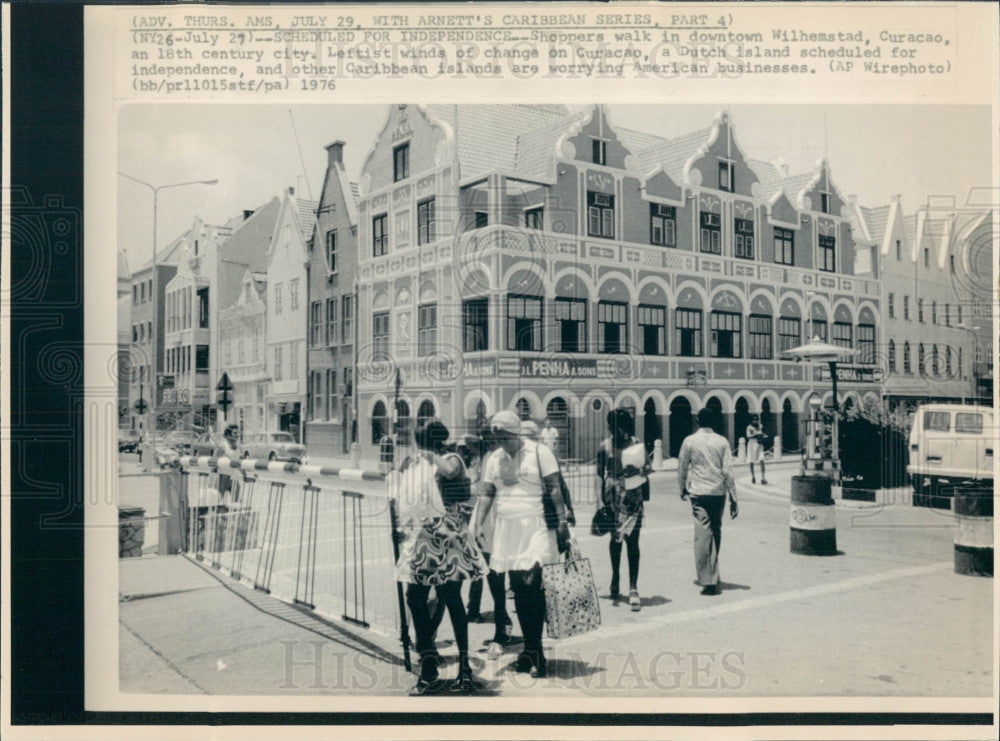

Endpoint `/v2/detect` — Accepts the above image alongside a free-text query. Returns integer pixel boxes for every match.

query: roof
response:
[859,204,890,244]
[216,197,281,311]
[117,249,130,278]
[619,124,715,183]
[903,214,918,246]
[425,104,573,180]
[291,193,319,241]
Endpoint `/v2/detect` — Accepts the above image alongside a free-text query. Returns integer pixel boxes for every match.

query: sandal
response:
[452,665,487,694]
[629,589,641,611]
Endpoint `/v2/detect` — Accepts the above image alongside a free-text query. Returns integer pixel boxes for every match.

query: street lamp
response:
[119,173,218,456]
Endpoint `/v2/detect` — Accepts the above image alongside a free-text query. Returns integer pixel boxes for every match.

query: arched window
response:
[417,399,435,426]
[515,397,532,420]
[371,401,388,445]
[396,400,411,444]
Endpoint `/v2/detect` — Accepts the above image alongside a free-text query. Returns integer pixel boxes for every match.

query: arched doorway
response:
[760,398,776,443]
[372,401,387,445]
[474,399,487,435]
[515,397,532,421]
[734,397,752,447]
[705,395,725,439]
[668,397,693,458]
[643,398,661,454]
[417,399,435,427]
[782,398,798,453]
[395,399,411,445]
[546,397,570,459]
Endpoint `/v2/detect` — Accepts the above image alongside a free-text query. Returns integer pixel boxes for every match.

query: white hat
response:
[519,420,540,439]
[620,442,647,489]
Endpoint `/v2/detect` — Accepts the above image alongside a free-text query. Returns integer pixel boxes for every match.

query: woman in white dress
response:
[746,414,768,484]
[474,410,572,678]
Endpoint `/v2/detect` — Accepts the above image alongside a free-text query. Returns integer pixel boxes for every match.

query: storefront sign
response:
[497,357,617,379]
[462,359,495,379]
[818,365,883,383]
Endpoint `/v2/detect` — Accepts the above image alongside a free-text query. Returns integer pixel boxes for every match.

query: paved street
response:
[118,459,993,697]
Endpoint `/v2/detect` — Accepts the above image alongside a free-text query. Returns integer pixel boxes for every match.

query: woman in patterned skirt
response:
[393,418,488,695]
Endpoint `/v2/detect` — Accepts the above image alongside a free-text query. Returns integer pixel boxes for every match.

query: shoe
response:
[492,614,513,645]
[700,585,721,596]
[409,674,444,696]
[609,581,621,601]
[529,655,547,679]
[467,611,483,623]
[761,479,768,485]
[513,652,534,673]
[452,666,487,694]
[751,478,756,484]
[629,589,641,611]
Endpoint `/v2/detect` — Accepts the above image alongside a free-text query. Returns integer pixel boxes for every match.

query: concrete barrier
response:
[790,475,837,556]
[953,485,993,577]
[118,505,146,558]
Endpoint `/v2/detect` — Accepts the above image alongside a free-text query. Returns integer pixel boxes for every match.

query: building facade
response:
[264,189,317,442]
[305,141,359,455]
[218,270,268,436]
[354,104,884,460]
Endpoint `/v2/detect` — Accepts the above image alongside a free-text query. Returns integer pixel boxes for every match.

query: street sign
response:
[134,397,148,414]
[216,372,233,419]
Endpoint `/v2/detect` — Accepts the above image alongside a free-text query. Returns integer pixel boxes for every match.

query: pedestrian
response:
[540,417,559,452]
[475,410,572,678]
[463,432,514,650]
[393,418,488,695]
[209,424,242,500]
[745,414,768,484]
[596,408,651,611]
[520,419,540,441]
[677,408,739,596]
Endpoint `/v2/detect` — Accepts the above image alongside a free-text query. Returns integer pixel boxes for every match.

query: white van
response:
[908,403,994,498]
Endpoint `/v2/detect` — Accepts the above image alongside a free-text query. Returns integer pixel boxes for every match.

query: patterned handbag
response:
[541,546,601,639]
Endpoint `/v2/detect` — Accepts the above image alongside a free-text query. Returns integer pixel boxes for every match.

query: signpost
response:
[216,372,233,421]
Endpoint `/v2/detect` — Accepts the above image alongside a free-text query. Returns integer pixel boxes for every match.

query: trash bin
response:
[118,505,146,558]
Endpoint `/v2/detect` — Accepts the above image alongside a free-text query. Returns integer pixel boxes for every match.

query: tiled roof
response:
[859,204,890,243]
[426,104,573,180]
[618,125,715,182]
[903,214,918,246]
[291,194,319,241]
[217,197,281,311]
[513,109,590,180]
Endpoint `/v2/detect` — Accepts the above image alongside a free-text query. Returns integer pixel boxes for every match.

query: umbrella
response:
[784,337,858,413]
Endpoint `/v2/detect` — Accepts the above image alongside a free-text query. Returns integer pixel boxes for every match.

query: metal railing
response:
[175,455,398,637]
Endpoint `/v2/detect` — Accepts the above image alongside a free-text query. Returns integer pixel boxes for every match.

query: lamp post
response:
[119,173,218,455]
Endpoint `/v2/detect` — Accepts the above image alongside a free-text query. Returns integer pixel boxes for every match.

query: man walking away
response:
[540,418,559,454]
[677,408,738,596]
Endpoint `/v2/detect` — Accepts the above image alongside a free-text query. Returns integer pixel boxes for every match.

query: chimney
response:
[326,140,346,167]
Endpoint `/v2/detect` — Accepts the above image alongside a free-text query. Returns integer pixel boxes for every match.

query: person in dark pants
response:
[596,408,651,610]
[393,418,488,695]
[677,408,738,596]
[474,410,571,678]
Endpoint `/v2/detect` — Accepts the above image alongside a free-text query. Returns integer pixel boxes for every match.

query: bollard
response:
[790,475,837,556]
[652,439,663,470]
[118,505,146,558]
[953,485,993,577]
[350,441,360,467]
[772,436,782,462]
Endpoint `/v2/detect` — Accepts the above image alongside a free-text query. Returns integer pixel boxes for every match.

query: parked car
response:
[241,431,306,463]
[908,403,994,500]
[118,429,141,453]
[191,432,222,458]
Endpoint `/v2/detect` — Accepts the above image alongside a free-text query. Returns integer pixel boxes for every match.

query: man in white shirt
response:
[539,418,559,453]
[677,408,738,595]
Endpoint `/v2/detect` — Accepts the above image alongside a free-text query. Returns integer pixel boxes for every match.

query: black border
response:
[5,0,996,730]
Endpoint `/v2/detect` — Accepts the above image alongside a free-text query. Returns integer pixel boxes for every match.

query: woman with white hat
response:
[474,410,572,678]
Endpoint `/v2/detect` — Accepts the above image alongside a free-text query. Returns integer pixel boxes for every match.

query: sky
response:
[117,103,993,272]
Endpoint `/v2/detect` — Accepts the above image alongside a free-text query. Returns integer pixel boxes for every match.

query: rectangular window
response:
[133,285,138,304]
[923,247,929,267]
[710,311,742,358]
[524,207,543,230]
[326,368,337,420]
[734,218,754,259]
[393,143,409,182]
[417,198,436,245]
[592,139,607,165]
[326,298,338,345]
[955,412,983,434]
[945,346,952,376]
[474,211,489,229]
[819,235,836,272]
[132,325,137,343]
[675,308,703,357]
[888,341,896,372]
[463,297,489,352]
[418,303,437,357]
[638,304,666,355]
[650,203,676,247]
[896,239,901,260]
[555,297,587,353]
[811,319,828,342]
[198,287,209,328]
[372,312,390,361]
[924,410,949,432]
[944,304,950,327]
[343,367,353,398]
[903,343,911,374]
[598,301,628,354]
[700,212,721,254]
[832,321,853,350]
[506,294,542,352]
[917,298,924,323]
[372,213,388,256]
[857,324,875,364]
[195,344,209,371]
[140,282,146,302]
[342,295,352,343]
[888,293,895,319]
[274,345,283,380]
[719,160,733,192]
[289,343,298,378]
[778,317,800,355]
[903,295,910,320]
[309,371,321,420]
[950,254,955,273]
[310,301,322,347]
[326,229,337,273]
[274,283,282,315]
[820,192,830,214]
[587,191,615,239]
[957,305,963,325]
[774,227,794,265]
[748,315,773,359]
[931,301,937,325]
[289,279,299,311]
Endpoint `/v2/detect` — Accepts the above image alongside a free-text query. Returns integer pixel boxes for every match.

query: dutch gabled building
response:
[353,104,884,460]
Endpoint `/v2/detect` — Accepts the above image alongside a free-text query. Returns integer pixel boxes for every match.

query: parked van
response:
[908,403,994,500]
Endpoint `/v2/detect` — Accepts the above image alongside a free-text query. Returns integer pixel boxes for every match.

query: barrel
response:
[790,475,837,556]
[953,485,993,577]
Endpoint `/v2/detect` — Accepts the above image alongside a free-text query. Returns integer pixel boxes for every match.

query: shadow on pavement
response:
[719,581,751,592]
